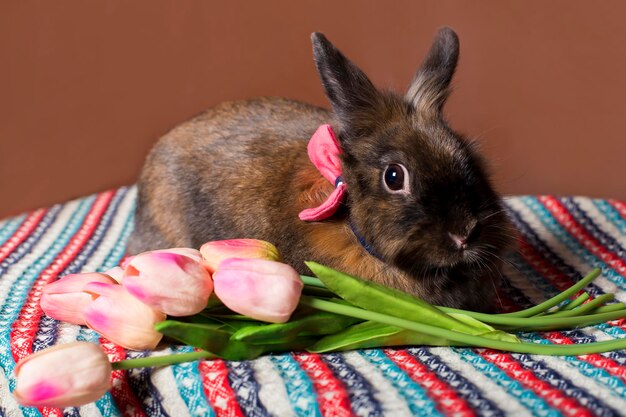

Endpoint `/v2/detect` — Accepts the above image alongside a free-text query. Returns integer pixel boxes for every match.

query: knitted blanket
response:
[1,186,625,417]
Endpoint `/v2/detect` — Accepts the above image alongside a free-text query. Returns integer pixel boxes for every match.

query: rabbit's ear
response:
[406,27,459,117]
[311,33,381,135]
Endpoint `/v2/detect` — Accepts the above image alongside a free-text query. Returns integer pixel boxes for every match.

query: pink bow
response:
[298,124,347,221]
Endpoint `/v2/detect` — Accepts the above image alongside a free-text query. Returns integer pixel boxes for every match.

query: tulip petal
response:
[213,258,303,323]
[14,342,111,408]
[200,239,281,273]
[103,266,124,283]
[41,273,117,325]
[40,293,92,326]
[43,273,117,295]
[122,251,213,316]
[83,283,165,350]
[122,248,202,268]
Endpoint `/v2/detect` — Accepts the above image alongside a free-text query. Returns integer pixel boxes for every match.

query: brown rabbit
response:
[128,28,515,311]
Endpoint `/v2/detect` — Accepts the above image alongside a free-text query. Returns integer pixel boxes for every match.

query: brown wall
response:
[2,1,626,218]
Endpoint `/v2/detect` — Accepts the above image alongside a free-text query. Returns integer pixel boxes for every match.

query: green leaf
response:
[156,320,232,353]
[306,261,495,336]
[231,311,362,344]
[308,321,460,353]
[177,314,224,326]
[446,312,519,343]
[155,320,317,360]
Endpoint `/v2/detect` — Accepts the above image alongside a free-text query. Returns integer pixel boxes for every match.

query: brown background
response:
[2,1,626,218]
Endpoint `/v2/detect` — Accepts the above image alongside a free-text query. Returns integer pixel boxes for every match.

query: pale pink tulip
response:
[103,266,124,283]
[13,342,111,408]
[213,258,303,323]
[122,251,213,316]
[120,248,202,268]
[41,273,118,325]
[200,239,281,273]
[83,282,165,350]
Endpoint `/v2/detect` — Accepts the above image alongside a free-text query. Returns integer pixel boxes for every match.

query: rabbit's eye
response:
[383,164,410,194]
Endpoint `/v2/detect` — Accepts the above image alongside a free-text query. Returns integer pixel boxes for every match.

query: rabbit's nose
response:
[449,232,469,250]
[449,221,480,250]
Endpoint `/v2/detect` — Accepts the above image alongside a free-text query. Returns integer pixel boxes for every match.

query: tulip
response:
[200,239,281,273]
[13,342,111,408]
[122,251,213,316]
[41,273,118,325]
[120,247,202,268]
[83,282,165,350]
[103,266,124,283]
[213,258,303,323]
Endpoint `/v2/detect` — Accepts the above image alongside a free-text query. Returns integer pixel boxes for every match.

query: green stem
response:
[301,276,327,288]
[560,292,590,311]
[303,286,336,297]
[300,295,626,355]
[591,303,626,314]
[547,294,613,318]
[498,268,601,317]
[111,350,214,370]
[303,269,602,319]
[436,306,626,329]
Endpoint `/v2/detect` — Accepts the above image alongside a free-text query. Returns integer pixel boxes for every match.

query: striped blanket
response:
[1,186,626,417]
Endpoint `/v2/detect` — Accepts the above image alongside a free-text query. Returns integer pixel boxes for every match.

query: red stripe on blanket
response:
[608,200,626,219]
[543,333,626,382]
[480,349,594,417]
[198,359,244,417]
[292,352,352,417]
[39,406,63,417]
[0,209,46,263]
[540,196,626,277]
[515,232,626,385]
[518,237,573,291]
[102,339,147,417]
[10,191,113,363]
[384,349,475,417]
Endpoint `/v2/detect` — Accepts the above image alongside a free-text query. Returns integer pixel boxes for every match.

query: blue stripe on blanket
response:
[0,214,27,247]
[407,347,504,417]
[125,350,170,417]
[171,345,215,417]
[226,361,271,417]
[454,348,559,417]
[563,198,626,262]
[359,349,441,417]
[521,196,626,289]
[32,188,127,352]
[269,353,321,417]
[593,200,626,234]
[321,353,384,417]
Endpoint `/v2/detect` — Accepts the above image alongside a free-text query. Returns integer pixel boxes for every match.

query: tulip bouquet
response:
[13,239,626,408]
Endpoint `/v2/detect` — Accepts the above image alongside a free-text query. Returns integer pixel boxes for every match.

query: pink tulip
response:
[213,258,303,323]
[120,247,202,268]
[103,266,124,283]
[83,282,165,350]
[122,251,213,316]
[13,342,111,408]
[200,239,281,273]
[41,273,118,325]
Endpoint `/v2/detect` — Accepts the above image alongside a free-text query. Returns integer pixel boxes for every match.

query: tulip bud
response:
[120,248,202,268]
[13,342,111,408]
[200,239,281,273]
[83,282,165,350]
[103,266,124,283]
[213,258,303,323]
[41,273,118,325]
[122,251,213,316]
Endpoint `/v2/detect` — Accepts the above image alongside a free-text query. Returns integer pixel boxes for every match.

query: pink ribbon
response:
[298,124,347,221]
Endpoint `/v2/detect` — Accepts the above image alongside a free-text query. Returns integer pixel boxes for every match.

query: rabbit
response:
[128,27,516,311]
